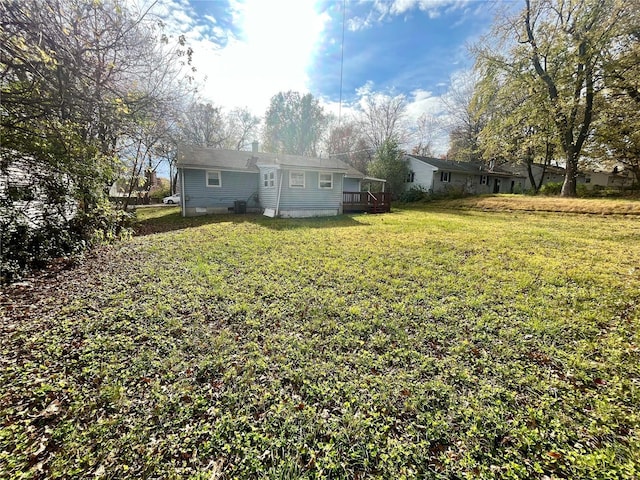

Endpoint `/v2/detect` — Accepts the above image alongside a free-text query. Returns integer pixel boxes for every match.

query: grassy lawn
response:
[2,199,639,479]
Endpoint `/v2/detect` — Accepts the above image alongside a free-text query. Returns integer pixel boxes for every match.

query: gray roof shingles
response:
[177,145,360,175]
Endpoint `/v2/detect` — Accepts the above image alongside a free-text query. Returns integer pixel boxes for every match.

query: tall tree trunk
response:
[526,161,538,193]
[561,149,578,197]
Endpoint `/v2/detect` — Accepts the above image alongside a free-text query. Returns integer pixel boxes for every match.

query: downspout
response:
[180,168,186,217]
[275,169,283,217]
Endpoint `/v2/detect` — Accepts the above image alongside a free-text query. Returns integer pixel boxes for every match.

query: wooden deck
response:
[343,191,391,214]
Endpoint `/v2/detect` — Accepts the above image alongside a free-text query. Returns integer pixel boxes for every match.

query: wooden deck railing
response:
[343,191,391,213]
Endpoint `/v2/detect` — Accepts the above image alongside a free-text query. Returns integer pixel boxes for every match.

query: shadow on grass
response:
[133,207,368,236]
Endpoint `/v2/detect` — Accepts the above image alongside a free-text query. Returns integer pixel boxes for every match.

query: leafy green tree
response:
[592,93,640,186]
[475,0,630,196]
[367,139,409,197]
[1,0,195,281]
[474,61,559,193]
[263,91,327,156]
[593,8,640,185]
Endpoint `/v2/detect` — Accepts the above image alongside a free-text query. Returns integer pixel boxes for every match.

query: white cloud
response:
[347,0,472,28]
[347,16,372,32]
[197,0,330,115]
[143,0,330,116]
[406,89,446,120]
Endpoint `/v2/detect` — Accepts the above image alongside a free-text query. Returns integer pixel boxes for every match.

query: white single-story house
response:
[581,166,635,190]
[510,162,636,191]
[403,155,526,195]
[176,144,384,218]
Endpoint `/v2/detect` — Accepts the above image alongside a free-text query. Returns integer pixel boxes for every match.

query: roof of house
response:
[584,165,632,176]
[177,145,360,174]
[406,155,524,177]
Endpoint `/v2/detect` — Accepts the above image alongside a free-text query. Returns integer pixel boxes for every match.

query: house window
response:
[319,173,333,189]
[290,171,305,188]
[206,171,221,187]
[263,171,275,188]
[480,175,488,185]
[440,171,451,183]
[585,177,591,184]
[406,171,415,183]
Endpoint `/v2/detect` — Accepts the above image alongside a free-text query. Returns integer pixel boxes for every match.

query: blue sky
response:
[150,0,498,152]
[310,1,494,101]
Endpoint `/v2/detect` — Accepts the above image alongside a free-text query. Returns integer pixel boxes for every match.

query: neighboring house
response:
[1,155,76,228]
[176,144,379,218]
[510,162,635,191]
[403,155,525,195]
[508,163,567,191]
[581,166,634,190]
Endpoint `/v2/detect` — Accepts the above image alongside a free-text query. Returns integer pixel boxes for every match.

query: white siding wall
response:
[405,157,436,192]
[258,167,279,211]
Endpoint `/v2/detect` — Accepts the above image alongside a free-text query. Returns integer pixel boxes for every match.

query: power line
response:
[338,0,346,128]
[328,147,374,157]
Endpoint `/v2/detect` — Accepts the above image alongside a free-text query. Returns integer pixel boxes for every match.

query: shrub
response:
[1,199,133,284]
[71,201,134,245]
[1,211,81,284]
[398,186,431,203]
[576,183,589,197]
[539,182,563,195]
[150,184,171,201]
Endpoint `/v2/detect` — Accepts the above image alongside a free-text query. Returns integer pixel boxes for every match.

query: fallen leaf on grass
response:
[30,437,49,459]
[39,399,61,418]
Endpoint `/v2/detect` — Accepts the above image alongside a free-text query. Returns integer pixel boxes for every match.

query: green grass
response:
[2,202,640,479]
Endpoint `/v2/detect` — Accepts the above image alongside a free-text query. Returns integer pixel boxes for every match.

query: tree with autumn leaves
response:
[473,0,638,196]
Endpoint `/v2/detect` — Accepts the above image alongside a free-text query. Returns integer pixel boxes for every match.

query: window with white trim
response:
[440,171,451,183]
[289,171,305,188]
[319,172,333,189]
[405,171,415,183]
[480,175,488,185]
[263,171,275,188]
[206,170,221,187]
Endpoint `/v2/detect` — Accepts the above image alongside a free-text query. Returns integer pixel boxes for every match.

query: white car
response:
[162,193,181,204]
